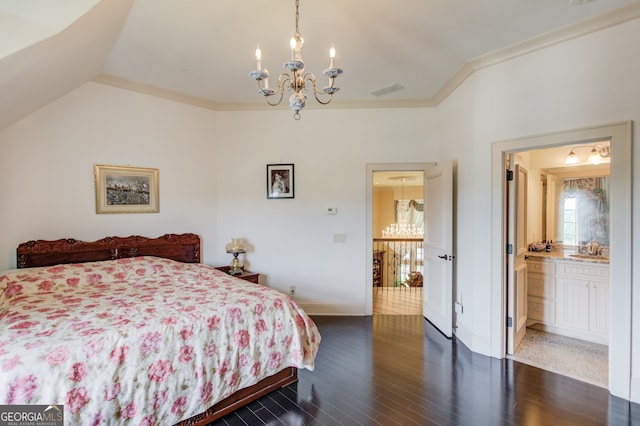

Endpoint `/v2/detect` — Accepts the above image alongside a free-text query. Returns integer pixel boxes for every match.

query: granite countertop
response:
[525,249,609,264]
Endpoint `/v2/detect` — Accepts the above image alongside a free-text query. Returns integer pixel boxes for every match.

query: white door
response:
[507,162,528,355]
[423,162,453,337]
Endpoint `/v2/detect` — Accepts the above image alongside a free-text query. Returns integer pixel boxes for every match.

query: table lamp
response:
[225,238,246,275]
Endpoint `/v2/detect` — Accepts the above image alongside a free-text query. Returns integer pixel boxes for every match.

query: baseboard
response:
[453,321,473,347]
[296,302,364,316]
[528,322,608,345]
[630,377,640,404]
[454,321,492,357]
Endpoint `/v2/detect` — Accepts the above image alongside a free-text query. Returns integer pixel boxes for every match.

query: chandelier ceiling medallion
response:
[249,0,343,120]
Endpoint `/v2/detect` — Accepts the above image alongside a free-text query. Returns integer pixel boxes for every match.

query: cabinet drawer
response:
[528,298,556,323]
[528,273,555,300]
[556,261,609,280]
[527,260,555,275]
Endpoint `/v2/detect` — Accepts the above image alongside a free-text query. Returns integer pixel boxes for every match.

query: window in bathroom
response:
[562,196,578,245]
[559,177,609,246]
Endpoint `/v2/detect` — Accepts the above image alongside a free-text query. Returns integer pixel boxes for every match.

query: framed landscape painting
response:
[94,165,159,214]
[266,164,294,199]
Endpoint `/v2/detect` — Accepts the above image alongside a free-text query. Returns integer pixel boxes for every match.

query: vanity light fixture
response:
[248,0,343,120]
[564,143,610,165]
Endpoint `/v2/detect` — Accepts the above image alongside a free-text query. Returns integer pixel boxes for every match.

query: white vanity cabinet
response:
[526,256,609,345]
[556,261,609,344]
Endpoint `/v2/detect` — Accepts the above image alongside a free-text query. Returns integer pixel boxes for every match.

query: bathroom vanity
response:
[526,250,609,345]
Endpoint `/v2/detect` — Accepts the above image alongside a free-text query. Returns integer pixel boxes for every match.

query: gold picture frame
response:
[94,165,159,214]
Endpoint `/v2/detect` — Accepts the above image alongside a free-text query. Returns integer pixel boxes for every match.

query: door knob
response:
[438,254,447,260]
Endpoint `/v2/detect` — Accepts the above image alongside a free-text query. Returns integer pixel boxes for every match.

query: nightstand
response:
[215,266,260,284]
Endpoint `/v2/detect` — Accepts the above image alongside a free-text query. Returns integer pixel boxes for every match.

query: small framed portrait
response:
[266,164,294,199]
[94,164,159,214]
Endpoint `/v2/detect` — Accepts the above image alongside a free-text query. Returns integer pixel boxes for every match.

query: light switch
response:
[333,233,346,243]
[327,207,338,215]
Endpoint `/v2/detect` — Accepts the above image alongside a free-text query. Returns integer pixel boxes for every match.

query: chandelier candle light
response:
[249,0,343,120]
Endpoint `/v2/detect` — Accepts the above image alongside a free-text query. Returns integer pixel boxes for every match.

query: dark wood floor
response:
[210,315,639,425]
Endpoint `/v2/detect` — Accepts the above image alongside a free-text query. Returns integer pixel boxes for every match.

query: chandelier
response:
[248,0,343,120]
[381,177,424,239]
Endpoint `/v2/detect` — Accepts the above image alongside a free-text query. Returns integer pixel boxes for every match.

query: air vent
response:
[371,83,405,97]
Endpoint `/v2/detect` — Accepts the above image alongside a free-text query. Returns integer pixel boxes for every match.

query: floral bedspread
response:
[0,257,320,425]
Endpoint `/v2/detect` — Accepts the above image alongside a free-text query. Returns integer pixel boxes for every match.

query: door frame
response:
[365,162,436,316]
[490,121,632,399]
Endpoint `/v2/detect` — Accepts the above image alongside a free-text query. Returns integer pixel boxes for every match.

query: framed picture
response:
[94,165,159,214]
[266,164,294,199]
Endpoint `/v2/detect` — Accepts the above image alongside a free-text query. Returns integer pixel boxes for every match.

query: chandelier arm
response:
[264,85,285,107]
[259,72,294,107]
[256,80,280,95]
[301,72,316,90]
[302,73,336,105]
[264,90,285,107]
[313,93,334,105]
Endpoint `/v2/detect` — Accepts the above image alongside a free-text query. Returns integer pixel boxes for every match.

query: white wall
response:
[0,82,220,267]
[1,15,639,402]
[439,17,640,399]
[211,108,436,313]
[0,83,437,314]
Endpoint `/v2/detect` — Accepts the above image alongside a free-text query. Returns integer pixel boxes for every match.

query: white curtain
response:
[562,177,609,245]
[395,199,424,232]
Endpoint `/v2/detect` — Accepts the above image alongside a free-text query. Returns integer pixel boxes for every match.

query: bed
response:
[0,233,320,425]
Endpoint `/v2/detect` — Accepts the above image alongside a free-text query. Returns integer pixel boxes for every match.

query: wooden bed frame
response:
[16,233,298,426]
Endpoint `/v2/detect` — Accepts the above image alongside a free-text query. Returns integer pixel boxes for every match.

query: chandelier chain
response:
[295,0,300,36]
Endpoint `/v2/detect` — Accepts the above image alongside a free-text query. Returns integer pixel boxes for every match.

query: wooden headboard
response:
[17,233,201,268]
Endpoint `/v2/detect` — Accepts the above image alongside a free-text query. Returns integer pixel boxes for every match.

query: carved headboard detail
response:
[17,233,201,268]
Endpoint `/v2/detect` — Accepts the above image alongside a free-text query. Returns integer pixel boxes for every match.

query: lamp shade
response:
[565,150,579,165]
[225,238,245,253]
[588,148,601,165]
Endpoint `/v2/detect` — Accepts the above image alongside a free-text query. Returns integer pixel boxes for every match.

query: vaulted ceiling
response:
[1,0,639,130]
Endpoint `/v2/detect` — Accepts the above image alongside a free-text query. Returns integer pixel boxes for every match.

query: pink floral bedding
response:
[0,257,320,425]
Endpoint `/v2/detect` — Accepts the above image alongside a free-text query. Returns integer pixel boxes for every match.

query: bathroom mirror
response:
[543,164,610,247]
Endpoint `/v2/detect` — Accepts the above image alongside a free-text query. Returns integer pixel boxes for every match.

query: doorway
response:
[491,121,632,399]
[372,170,425,315]
[365,163,435,317]
[366,162,455,338]
[505,144,610,388]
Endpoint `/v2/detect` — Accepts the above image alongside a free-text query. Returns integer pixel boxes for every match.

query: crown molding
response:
[93,74,436,111]
[469,2,640,73]
[92,74,225,110]
[432,2,640,105]
[93,3,640,112]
